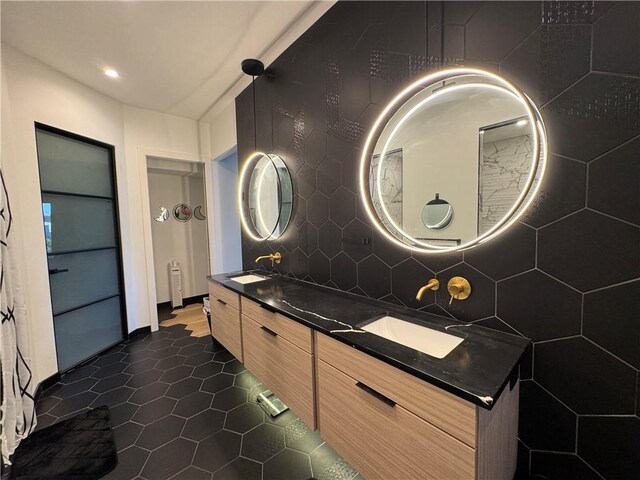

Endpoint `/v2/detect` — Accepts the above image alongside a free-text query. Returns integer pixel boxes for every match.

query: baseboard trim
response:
[35,372,62,400]
[127,325,151,340]
[157,294,207,310]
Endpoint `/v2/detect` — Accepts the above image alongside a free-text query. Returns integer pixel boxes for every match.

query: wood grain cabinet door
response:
[242,314,315,428]
[210,294,243,362]
[317,358,475,480]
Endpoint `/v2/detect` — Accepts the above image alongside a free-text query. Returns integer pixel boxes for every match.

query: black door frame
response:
[34,122,129,373]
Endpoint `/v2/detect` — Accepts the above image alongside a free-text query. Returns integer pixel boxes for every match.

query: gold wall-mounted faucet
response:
[447,276,471,304]
[255,252,282,267]
[416,279,440,301]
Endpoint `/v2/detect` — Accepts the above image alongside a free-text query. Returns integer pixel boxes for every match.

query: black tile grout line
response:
[590,70,640,80]
[540,70,591,110]
[580,335,639,374]
[584,207,640,230]
[529,378,580,419]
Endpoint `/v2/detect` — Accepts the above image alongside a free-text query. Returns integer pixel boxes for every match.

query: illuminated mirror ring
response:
[359,67,547,253]
[238,152,293,241]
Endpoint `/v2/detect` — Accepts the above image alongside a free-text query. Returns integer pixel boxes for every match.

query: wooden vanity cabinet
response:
[208,282,243,362]
[316,334,519,480]
[241,298,316,428]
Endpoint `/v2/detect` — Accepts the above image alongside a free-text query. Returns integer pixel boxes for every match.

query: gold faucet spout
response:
[255,252,282,266]
[416,279,440,301]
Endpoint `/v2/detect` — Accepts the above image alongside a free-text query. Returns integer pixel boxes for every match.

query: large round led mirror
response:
[361,68,547,252]
[239,153,293,241]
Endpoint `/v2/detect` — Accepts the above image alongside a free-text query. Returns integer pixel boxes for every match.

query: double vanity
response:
[207,271,529,480]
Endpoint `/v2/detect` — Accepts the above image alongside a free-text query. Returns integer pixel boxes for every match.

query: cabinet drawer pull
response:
[216,298,227,306]
[355,381,396,408]
[259,303,277,313]
[260,325,278,337]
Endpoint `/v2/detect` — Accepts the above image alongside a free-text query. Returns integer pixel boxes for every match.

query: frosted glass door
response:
[36,125,125,372]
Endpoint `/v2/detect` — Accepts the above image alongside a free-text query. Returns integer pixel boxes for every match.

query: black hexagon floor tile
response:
[140,437,197,480]
[170,466,213,480]
[127,368,163,388]
[129,381,170,405]
[211,386,247,411]
[135,414,186,450]
[132,396,177,425]
[263,448,312,480]
[55,378,98,399]
[182,409,226,442]
[225,402,265,433]
[192,429,242,473]
[211,457,262,480]
[109,402,139,427]
[92,372,132,393]
[166,377,202,399]
[160,365,195,384]
[112,421,144,452]
[223,359,247,375]
[173,391,213,418]
[242,423,286,462]
[201,373,235,394]
[103,445,148,480]
[192,361,224,379]
[33,323,358,480]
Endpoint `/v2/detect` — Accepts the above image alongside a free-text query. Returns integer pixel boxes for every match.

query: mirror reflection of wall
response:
[242,153,293,240]
[478,118,532,234]
[367,70,544,251]
[249,155,280,238]
[422,194,453,230]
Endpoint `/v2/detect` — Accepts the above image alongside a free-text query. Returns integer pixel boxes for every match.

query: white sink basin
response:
[228,274,268,285]
[361,316,464,359]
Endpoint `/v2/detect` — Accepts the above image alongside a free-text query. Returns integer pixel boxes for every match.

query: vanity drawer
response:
[241,297,312,353]
[242,314,315,428]
[317,359,475,480]
[317,333,476,447]
[208,281,240,310]
[210,297,243,362]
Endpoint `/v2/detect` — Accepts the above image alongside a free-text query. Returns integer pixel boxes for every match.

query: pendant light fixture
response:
[241,58,265,150]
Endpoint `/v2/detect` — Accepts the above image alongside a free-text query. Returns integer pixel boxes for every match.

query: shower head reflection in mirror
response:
[360,68,547,253]
[238,152,294,241]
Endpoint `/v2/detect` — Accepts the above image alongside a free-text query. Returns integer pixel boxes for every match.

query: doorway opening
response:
[146,157,210,337]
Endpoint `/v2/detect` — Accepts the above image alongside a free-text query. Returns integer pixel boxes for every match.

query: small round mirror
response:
[422,194,453,230]
[239,153,293,241]
[361,68,547,253]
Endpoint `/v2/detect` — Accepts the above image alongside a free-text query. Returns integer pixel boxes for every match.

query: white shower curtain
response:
[0,168,37,464]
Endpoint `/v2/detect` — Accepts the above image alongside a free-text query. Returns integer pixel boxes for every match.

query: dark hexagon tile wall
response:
[236,2,640,478]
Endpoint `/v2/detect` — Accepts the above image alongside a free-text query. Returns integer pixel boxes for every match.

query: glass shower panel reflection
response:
[36,126,125,372]
[36,129,113,197]
[53,297,123,371]
[48,249,120,315]
[42,194,116,253]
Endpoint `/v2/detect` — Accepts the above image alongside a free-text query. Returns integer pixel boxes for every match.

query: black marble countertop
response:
[208,271,530,410]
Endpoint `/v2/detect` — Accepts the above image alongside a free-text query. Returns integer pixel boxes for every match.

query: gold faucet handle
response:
[447,277,471,304]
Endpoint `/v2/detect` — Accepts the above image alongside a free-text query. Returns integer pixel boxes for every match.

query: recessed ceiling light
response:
[103,68,119,78]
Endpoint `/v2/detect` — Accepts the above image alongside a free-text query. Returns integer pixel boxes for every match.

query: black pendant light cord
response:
[252,76,257,151]
[440,0,445,67]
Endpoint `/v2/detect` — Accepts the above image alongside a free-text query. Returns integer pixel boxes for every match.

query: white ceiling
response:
[1,1,322,120]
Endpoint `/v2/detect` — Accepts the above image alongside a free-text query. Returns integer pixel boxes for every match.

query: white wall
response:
[210,150,242,274]
[1,45,211,385]
[1,45,127,383]
[122,104,207,333]
[208,101,237,162]
[148,168,209,302]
